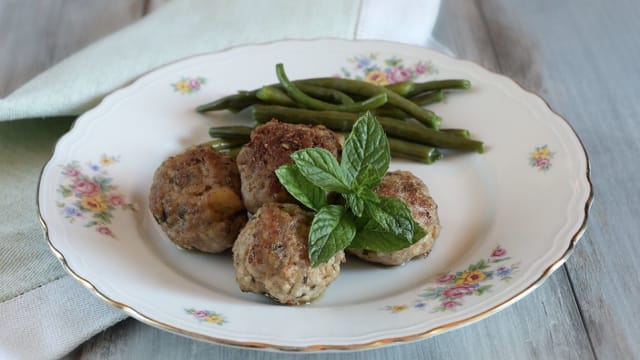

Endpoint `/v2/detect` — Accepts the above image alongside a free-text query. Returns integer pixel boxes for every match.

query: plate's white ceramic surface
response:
[38,39,592,350]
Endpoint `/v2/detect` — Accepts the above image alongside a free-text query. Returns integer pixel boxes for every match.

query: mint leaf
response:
[349,225,415,252]
[308,205,356,266]
[353,164,381,190]
[349,217,426,252]
[272,113,427,265]
[412,220,428,242]
[275,164,327,211]
[366,196,414,243]
[290,148,350,193]
[343,185,378,218]
[341,112,390,186]
[355,187,379,203]
[344,194,364,217]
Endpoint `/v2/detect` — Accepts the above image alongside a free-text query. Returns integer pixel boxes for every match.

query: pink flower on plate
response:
[188,79,202,90]
[442,284,474,299]
[194,310,209,318]
[96,226,113,237]
[441,300,461,309]
[536,158,550,168]
[491,246,507,258]
[72,180,100,197]
[63,168,81,177]
[387,67,413,83]
[437,273,456,284]
[107,193,125,207]
[415,62,428,74]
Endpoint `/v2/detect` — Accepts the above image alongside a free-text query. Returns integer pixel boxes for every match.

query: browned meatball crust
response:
[149,144,247,253]
[233,203,345,305]
[348,170,440,265]
[235,120,341,213]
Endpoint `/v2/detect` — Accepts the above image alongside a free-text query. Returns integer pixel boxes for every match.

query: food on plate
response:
[347,170,441,266]
[146,61,482,304]
[235,119,341,213]
[232,202,345,305]
[274,112,431,267]
[149,144,247,253]
[252,105,484,153]
[208,125,444,164]
[197,63,485,160]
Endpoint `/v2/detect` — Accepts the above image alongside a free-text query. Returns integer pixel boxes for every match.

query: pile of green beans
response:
[197,63,483,164]
[207,125,446,164]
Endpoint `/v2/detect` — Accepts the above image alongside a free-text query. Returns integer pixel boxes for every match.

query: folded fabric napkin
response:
[0,0,445,358]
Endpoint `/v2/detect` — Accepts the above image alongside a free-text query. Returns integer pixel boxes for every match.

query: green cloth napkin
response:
[0,0,360,121]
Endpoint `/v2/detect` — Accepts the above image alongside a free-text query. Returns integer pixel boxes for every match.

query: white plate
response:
[38,39,592,351]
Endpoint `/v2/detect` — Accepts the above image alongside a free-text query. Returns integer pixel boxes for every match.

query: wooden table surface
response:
[2,1,638,359]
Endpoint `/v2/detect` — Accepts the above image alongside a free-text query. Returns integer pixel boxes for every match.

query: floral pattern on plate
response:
[56,154,135,237]
[171,76,207,94]
[337,54,438,85]
[529,145,555,171]
[384,246,519,313]
[185,308,227,325]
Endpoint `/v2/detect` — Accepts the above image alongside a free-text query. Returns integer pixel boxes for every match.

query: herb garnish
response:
[275,112,426,266]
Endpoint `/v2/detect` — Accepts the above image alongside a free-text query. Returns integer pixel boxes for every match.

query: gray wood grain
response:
[478,0,640,358]
[0,0,145,97]
[147,0,173,12]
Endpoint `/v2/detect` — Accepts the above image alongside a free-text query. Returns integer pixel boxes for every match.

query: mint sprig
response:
[275,112,427,266]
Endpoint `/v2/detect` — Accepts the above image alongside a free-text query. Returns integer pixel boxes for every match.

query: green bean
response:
[407,79,470,97]
[256,84,358,107]
[372,106,410,119]
[208,126,253,139]
[256,86,299,107]
[296,84,354,104]
[296,78,441,129]
[385,81,414,96]
[206,83,354,111]
[440,128,471,138]
[207,138,248,150]
[410,89,445,106]
[337,132,441,164]
[253,105,483,153]
[196,90,259,113]
[221,147,243,158]
[388,138,442,164]
[276,64,388,112]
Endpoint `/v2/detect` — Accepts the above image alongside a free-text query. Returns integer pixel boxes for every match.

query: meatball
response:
[149,144,247,253]
[348,170,440,266]
[233,203,344,305]
[235,120,341,213]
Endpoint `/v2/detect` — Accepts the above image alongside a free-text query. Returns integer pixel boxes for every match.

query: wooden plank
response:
[146,0,173,13]
[0,0,145,97]
[479,0,640,358]
[432,1,499,71]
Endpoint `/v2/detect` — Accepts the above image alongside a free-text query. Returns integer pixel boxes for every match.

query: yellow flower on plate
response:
[533,147,551,160]
[456,270,486,285]
[365,70,388,86]
[204,314,225,324]
[389,304,409,313]
[100,154,115,166]
[174,80,191,93]
[81,196,107,213]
